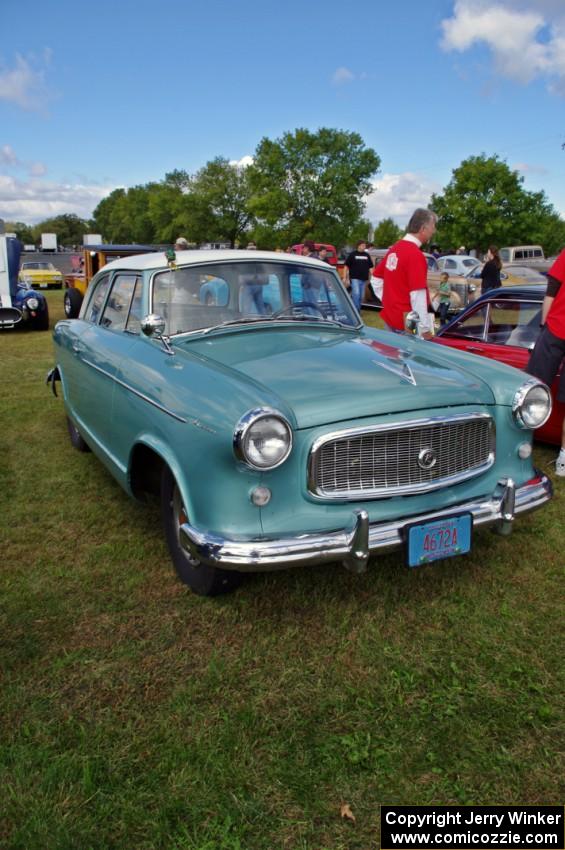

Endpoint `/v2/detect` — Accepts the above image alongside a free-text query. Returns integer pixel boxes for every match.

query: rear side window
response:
[100,274,141,332]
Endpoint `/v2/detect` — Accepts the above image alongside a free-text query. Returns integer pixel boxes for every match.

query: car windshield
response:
[151,260,360,336]
[22,262,56,271]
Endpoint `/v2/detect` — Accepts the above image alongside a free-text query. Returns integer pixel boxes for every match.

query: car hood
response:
[184,327,495,429]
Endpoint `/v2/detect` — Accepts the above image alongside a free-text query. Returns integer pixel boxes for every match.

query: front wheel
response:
[160,466,242,596]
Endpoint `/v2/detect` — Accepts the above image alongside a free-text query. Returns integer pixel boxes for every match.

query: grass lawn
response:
[1,293,563,849]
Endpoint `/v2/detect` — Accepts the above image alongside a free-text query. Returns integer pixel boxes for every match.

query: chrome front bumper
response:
[179,473,552,574]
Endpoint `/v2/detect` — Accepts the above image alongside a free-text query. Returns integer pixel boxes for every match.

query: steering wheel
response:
[272,302,325,319]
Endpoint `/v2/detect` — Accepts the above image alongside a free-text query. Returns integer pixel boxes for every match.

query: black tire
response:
[33,303,49,331]
[161,466,242,596]
[64,288,83,319]
[66,416,91,452]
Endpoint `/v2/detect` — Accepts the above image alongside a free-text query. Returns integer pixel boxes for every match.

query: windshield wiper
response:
[201,316,273,335]
[271,315,353,329]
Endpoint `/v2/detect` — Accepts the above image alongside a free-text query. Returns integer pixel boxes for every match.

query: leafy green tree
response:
[431,155,563,255]
[372,217,402,247]
[93,186,155,243]
[248,128,380,248]
[346,219,373,246]
[186,157,255,247]
[31,213,90,246]
[4,221,35,244]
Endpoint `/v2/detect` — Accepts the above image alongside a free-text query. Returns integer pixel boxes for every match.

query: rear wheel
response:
[64,288,83,318]
[66,416,90,452]
[160,466,242,596]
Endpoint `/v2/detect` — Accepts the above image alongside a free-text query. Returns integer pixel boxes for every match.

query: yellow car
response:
[19,261,63,290]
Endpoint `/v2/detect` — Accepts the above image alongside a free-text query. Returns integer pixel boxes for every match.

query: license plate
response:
[407,513,471,568]
[39,283,47,288]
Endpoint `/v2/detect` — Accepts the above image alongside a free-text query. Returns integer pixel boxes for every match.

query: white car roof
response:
[439,254,480,262]
[101,249,330,273]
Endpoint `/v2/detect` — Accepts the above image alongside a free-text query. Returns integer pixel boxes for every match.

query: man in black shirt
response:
[344,240,373,311]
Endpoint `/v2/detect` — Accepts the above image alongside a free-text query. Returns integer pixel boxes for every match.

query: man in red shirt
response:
[527,247,565,476]
[371,208,437,339]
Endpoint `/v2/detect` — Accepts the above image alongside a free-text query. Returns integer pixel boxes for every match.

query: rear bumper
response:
[179,472,552,573]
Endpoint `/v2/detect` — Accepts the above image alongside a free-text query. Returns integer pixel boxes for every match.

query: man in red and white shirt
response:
[527,247,565,476]
[371,208,437,338]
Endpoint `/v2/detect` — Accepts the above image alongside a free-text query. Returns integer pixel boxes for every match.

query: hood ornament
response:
[371,358,417,386]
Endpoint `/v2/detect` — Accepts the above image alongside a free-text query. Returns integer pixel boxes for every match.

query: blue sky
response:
[1,0,564,228]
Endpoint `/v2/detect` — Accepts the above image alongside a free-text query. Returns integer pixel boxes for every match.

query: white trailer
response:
[41,233,58,252]
[83,233,102,246]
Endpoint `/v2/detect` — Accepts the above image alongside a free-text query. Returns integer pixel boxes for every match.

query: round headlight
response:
[512,380,552,429]
[234,408,292,469]
[26,297,39,310]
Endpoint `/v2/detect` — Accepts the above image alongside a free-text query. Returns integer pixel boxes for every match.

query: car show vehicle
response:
[463,263,547,287]
[48,250,553,596]
[437,255,482,276]
[434,284,564,446]
[64,243,159,318]
[0,228,49,330]
[500,245,546,266]
[19,260,63,290]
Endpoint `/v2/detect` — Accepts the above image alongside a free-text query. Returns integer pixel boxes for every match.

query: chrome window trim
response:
[308,412,495,501]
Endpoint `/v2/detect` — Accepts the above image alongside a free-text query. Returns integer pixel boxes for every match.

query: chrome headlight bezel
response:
[512,379,552,430]
[234,408,293,470]
[26,296,39,310]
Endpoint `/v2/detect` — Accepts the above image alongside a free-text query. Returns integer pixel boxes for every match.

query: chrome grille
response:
[309,414,495,499]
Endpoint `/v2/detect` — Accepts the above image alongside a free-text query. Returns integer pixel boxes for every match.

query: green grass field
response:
[1,292,563,849]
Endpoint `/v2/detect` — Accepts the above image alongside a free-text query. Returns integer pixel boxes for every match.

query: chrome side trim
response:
[179,472,552,573]
[308,412,495,500]
[81,358,187,423]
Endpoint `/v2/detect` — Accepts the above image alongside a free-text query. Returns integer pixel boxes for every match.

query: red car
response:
[434,284,564,446]
[291,243,338,266]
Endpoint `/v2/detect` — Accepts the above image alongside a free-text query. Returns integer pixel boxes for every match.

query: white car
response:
[437,255,482,276]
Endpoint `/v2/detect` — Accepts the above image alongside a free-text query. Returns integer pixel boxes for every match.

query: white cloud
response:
[364,172,442,226]
[0,174,117,223]
[229,155,254,168]
[441,1,565,92]
[0,51,52,111]
[332,66,355,85]
[0,143,46,177]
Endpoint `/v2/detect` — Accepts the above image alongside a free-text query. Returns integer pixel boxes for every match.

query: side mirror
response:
[404,311,419,334]
[141,314,166,338]
[141,314,174,355]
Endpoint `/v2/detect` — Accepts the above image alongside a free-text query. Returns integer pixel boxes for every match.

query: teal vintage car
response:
[48,249,553,596]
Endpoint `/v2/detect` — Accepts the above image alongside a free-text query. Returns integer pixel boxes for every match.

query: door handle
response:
[72,340,83,353]
[467,346,483,352]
